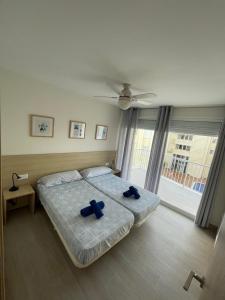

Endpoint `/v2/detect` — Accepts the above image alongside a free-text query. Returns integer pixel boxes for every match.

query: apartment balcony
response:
[130,150,209,218]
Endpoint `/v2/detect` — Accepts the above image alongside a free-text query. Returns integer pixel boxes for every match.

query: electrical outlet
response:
[18,173,29,180]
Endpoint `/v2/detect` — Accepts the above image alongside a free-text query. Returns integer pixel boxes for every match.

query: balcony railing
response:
[162,154,210,194]
[131,149,210,194]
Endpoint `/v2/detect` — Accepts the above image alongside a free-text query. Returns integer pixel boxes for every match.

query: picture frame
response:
[95,124,108,140]
[69,120,86,139]
[30,114,54,137]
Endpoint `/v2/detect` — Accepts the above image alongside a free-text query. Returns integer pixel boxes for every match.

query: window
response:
[185,134,193,140]
[209,149,214,154]
[178,134,185,139]
[176,144,191,151]
[178,134,193,141]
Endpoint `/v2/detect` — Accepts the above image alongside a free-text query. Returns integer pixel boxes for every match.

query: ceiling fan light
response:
[118,98,131,110]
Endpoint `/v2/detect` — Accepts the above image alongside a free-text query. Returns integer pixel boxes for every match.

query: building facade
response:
[132,129,218,181]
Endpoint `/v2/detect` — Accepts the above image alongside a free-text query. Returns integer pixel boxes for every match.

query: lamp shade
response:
[118,98,131,110]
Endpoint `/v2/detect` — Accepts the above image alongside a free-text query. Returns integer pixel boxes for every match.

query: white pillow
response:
[37,173,62,187]
[38,170,82,187]
[80,166,112,179]
[60,170,82,183]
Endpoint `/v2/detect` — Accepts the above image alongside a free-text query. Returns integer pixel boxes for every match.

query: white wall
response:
[0,69,121,155]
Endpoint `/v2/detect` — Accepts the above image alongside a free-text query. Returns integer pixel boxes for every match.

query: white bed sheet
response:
[37,180,134,267]
[86,174,160,226]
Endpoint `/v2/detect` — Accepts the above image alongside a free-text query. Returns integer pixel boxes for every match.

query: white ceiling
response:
[1,0,225,107]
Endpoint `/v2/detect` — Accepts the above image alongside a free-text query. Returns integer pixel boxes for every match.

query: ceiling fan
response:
[94,83,156,110]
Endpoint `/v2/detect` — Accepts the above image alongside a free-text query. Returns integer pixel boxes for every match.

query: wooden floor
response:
[4,205,215,300]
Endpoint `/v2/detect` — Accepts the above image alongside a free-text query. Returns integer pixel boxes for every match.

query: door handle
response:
[183,270,205,291]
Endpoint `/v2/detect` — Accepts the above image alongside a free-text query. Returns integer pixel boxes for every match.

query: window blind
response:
[169,120,222,136]
[138,107,224,135]
[137,108,158,130]
[137,119,156,130]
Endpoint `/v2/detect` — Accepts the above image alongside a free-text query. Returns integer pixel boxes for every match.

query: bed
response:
[37,178,134,268]
[84,172,160,226]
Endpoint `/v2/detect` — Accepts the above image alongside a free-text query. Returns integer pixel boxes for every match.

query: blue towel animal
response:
[90,200,104,219]
[123,186,140,199]
[80,201,105,217]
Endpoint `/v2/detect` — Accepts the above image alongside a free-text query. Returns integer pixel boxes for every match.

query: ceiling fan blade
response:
[133,93,156,99]
[136,100,153,105]
[94,96,118,99]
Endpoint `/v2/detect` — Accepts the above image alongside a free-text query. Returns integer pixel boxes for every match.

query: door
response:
[129,128,155,187]
[0,102,5,299]
[199,215,225,300]
[158,132,218,218]
[183,214,225,300]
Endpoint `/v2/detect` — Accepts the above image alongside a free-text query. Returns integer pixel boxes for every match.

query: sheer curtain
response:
[144,106,172,193]
[195,122,225,228]
[115,108,138,179]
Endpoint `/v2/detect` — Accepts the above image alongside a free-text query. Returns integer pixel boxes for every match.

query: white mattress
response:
[37,180,134,267]
[86,174,160,226]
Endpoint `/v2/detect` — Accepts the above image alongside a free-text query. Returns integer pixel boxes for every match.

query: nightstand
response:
[3,184,35,224]
[112,169,121,177]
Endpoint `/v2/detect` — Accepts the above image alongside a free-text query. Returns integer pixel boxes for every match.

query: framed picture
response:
[30,114,54,137]
[95,124,108,140]
[69,120,86,139]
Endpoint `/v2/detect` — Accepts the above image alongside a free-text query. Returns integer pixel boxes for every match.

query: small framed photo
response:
[95,124,108,140]
[69,120,86,139]
[30,114,54,137]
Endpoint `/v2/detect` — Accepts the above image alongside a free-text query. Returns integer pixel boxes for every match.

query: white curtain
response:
[195,121,225,228]
[115,108,138,179]
[144,106,172,193]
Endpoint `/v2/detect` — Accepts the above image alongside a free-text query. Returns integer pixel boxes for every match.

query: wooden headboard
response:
[2,151,116,189]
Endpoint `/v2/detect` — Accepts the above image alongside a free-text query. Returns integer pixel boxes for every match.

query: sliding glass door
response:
[129,128,154,187]
[129,118,220,220]
[158,132,218,218]
[124,107,222,221]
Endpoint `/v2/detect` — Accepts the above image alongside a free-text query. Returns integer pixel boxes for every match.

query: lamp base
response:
[9,185,19,192]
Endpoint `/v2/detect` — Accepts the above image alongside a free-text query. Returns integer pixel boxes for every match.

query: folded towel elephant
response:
[80,200,104,219]
[90,200,104,219]
[123,186,140,199]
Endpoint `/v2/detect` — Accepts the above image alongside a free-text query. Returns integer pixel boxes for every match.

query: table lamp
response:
[9,173,22,192]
